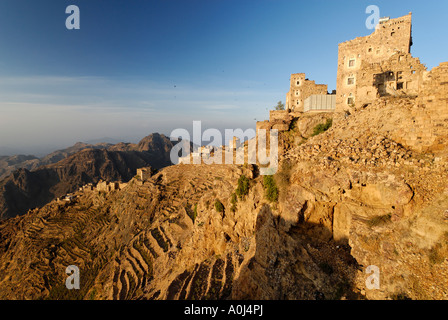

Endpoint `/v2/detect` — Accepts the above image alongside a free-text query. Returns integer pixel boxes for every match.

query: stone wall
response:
[96,181,126,192]
[354,52,428,109]
[405,62,448,152]
[336,13,413,112]
[286,73,328,112]
[269,110,291,122]
[137,167,152,181]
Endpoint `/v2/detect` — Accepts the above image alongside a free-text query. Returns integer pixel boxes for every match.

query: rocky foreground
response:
[0,97,447,300]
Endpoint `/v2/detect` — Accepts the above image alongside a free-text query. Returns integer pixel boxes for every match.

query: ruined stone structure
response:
[137,167,152,181]
[256,110,293,134]
[354,52,427,108]
[96,180,127,192]
[285,73,328,112]
[272,12,448,153]
[336,13,413,112]
[406,62,448,152]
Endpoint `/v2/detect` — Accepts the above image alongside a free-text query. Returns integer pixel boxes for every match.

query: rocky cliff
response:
[0,98,447,300]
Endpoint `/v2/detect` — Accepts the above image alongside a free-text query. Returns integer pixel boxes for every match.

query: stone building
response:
[97,181,119,192]
[285,73,328,112]
[96,180,127,192]
[406,62,448,152]
[354,52,427,108]
[336,13,413,112]
[137,167,152,181]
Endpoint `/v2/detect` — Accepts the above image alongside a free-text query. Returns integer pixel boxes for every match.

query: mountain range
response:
[0,133,176,220]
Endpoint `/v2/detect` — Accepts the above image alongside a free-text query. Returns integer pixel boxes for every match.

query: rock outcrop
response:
[0,100,447,300]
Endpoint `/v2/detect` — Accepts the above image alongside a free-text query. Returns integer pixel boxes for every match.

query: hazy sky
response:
[0,0,447,154]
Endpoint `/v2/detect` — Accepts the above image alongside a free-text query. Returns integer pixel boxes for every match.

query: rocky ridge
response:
[0,98,447,300]
[0,133,176,220]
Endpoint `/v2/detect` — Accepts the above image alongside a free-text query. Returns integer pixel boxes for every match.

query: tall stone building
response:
[336,13,413,112]
[285,73,328,112]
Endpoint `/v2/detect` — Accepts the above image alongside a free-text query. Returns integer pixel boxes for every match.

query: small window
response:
[296,80,301,86]
[412,70,416,74]
[368,48,373,53]
[347,97,355,105]
[347,77,355,85]
[397,71,403,80]
[349,59,355,67]
[295,90,300,96]
[397,82,404,90]
[391,32,395,36]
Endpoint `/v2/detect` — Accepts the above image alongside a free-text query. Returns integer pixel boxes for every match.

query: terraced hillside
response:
[1,99,448,300]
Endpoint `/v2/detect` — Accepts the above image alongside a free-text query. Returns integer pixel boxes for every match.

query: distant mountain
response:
[0,142,112,180]
[0,146,27,157]
[0,133,177,219]
[0,155,41,180]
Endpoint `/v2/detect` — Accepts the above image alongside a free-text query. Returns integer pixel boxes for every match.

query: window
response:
[295,90,300,96]
[368,48,373,53]
[391,32,395,36]
[397,71,403,80]
[387,72,394,80]
[397,82,404,90]
[347,77,355,85]
[296,80,301,86]
[347,97,355,105]
[349,59,355,67]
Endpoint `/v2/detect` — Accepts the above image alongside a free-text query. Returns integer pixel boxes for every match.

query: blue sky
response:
[0,0,447,154]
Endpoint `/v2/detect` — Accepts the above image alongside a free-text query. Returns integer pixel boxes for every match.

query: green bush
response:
[263,175,279,202]
[274,101,285,111]
[235,175,250,199]
[214,200,224,213]
[185,204,197,223]
[230,193,237,212]
[311,118,333,137]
